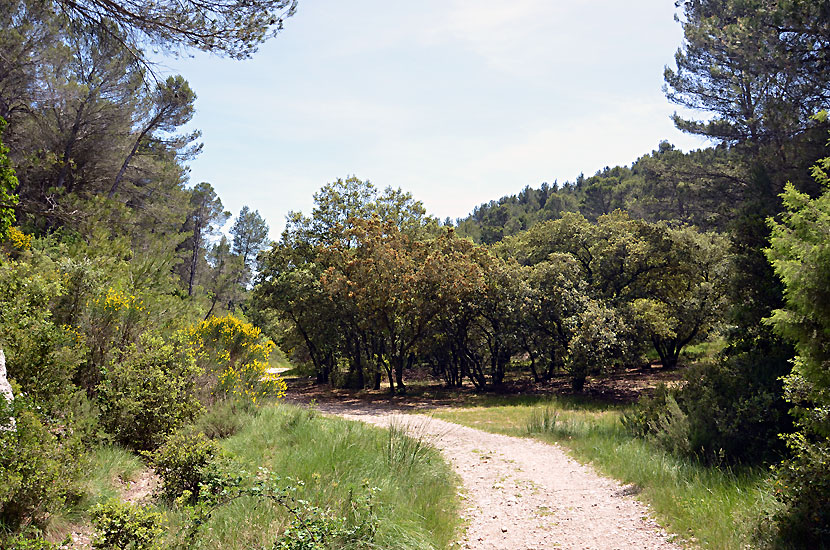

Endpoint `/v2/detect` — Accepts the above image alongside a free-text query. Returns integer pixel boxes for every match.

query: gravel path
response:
[312,402,683,550]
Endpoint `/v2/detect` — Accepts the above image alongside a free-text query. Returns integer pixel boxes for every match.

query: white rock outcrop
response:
[0,348,15,431]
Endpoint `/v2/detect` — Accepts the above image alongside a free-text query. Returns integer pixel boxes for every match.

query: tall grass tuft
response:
[526,402,558,433]
[47,445,145,540]
[384,418,433,474]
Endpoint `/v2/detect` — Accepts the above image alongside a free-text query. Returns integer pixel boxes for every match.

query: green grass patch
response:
[47,445,144,540]
[680,337,727,363]
[162,402,460,549]
[430,397,771,550]
[81,445,145,504]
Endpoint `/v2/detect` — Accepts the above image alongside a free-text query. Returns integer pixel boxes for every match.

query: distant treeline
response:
[456,139,826,243]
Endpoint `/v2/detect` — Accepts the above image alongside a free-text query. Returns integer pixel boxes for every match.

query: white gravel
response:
[314,403,685,550]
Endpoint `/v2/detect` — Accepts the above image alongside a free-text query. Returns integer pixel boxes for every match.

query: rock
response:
[0,349,11,399]
[0,348,15,431]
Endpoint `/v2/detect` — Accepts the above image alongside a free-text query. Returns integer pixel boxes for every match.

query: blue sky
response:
[157,0,711,236]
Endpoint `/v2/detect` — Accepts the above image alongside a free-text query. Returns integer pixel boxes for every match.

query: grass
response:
[47,445,144,540]
[190,397,258,439]
[80,445,145,504]
[46,401,459,550]
[161,402,461,549]
[430,396,772,550]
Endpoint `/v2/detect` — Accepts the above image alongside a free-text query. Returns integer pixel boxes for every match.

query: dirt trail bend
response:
[315,403,682,550]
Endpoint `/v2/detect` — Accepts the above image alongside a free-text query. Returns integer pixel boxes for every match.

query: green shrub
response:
[0,255,85,411]
[274,492,378,550]
[65,390,102,446]
[145,431,219,503]
[0,390,82,531]
[764,152,830,547]
[0,117,19,241]
[98,333,203,451]
[769,436,830,548]
[624,345,791,464]
[90,499,163,550]
[648,394,692,457]
[621,384,673,438]
[622,388,692,456]
[678,344,791,463]
[1,533,66,550]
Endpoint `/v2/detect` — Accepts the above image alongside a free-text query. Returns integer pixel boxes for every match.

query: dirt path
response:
[311,401,683,550]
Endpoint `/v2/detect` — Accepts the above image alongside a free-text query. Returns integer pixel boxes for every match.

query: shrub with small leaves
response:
[0,117,19,241]
[90,499,163,550]
[273,483,378,550]
[0,389,83,532]
[769,426,830,547]
[621,384,673,438]
[623,385,693,458]
[98,333,203,451]
[1,533,67,549]
[145,431,219,504]
[0,254,85,411]
[764,139,830,545]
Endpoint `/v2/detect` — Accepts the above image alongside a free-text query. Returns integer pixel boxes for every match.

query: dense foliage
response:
[91,499,164,550]
[0,1,288,544]
[98,334,203,451]
[765,138,830,545]
[0,118,18,240]
[254,180,731,394]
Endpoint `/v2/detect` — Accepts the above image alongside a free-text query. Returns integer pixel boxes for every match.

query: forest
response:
[1,0,829,549]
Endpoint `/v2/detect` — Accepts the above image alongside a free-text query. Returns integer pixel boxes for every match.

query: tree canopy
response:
[666,0,830,146]
[55,0,298,59]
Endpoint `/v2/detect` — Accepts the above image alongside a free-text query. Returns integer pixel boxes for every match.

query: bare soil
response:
[285,363,684,409]
[121,469,160,505]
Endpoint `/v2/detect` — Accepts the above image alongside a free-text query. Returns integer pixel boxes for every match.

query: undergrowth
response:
[135,403,461,549]
[30,403,459,550]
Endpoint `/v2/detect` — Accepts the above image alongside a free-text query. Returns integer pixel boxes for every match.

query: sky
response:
[156,0,712,237]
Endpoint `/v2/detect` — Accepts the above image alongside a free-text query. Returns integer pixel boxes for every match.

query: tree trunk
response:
[110,111,165,199]
[346,336,364,389]
[654,338,680,369]
[188,225,200,296]
[56,99,88,191]
[394,354,406,395]
[527,350,540,383]
[204,295,218,320]
[385,361,395,395]
[571,372,586,392]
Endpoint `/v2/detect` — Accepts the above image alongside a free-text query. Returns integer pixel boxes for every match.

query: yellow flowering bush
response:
[5,226,31,251]
[94,288,146,313]
[189,315,286,405]
[84,286,148,376]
